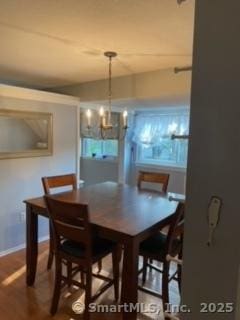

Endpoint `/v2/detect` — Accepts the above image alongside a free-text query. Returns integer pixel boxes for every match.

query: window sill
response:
[135,161,187,173]
[81,156,118,164]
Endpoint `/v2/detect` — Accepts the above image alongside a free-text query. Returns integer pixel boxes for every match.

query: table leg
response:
[26,204,38,286]
[121,238,139,320]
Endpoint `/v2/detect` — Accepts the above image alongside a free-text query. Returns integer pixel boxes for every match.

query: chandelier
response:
[85,51,128,139]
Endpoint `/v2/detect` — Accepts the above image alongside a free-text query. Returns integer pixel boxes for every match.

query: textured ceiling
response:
[0,0,194,88]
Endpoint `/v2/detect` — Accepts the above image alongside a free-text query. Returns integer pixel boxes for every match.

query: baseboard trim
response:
[0,236,49,258]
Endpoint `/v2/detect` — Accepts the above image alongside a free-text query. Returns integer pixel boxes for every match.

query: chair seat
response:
[140,232,181,260]
[61,237,115,259]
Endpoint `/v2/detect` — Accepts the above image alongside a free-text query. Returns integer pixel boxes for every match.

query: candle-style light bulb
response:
[86,109,92,127]
[99,107,105,126]
[99,107,105,117]
[123,110,128,127]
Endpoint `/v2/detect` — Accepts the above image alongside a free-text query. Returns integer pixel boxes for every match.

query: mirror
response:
[0,109,53,159]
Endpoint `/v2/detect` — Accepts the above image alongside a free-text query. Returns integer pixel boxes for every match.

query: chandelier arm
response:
[100,125,104,140]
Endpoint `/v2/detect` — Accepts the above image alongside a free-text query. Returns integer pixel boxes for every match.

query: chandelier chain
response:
[108,55,112,124]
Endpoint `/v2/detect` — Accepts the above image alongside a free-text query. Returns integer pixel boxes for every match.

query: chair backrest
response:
[44,196,92,257]
[42,174,77,195]
[166,202,185,255]
[137,171,170,193]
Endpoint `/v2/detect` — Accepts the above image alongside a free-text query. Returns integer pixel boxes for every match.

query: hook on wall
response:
[174,66,192,73]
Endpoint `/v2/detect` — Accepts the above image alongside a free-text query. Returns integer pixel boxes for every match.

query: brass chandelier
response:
[85,51,128,139]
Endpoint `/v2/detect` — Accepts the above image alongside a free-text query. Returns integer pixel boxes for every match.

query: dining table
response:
[24,181,180,320]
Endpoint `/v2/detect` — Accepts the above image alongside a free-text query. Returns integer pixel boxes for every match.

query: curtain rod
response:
[171,134,189,140]
[135,111,190,117]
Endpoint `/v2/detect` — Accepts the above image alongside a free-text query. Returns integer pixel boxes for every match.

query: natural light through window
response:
[133,108,190,168]
[82,138,118,159]
[1,250,48,286]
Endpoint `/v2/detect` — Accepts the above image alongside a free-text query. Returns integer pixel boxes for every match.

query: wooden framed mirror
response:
[0,109,53,159]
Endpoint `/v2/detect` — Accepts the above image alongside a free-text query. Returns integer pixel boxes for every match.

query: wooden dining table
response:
[24,182,179,320]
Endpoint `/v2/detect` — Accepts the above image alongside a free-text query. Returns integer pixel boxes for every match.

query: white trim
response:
[78,179,85,185]
[76,103,81,180]
[0,84,80,106]
[81,156,119,164]
[135,161,187,173]
[0,235,49,258]
[118,137,125,184]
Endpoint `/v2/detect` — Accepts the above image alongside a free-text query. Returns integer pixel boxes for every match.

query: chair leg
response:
[67,261,72,288]
[177,249,183,293]
[149,258,153,272]
[117,244,122,263]
[142,256,148,285]
[47,222,54,270]
[177,264,182,293]
[112,247,120,301]
[80,269,85,285]
[162,261,170,311]
[84,268,92,320]
[97,260,102,273]
[50,257,62,315]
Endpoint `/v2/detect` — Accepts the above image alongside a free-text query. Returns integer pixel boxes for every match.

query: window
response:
[82,138,118,158]
[133,109,189,168]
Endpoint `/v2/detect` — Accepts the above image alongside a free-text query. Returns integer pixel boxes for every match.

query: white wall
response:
[80,158,118,186]
[52,67,191,107]
[80,156,185,193]
[0,94,77,254]
[182,1,240,319]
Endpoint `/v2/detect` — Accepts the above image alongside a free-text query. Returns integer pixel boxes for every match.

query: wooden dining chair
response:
[42,174,103,273]
[137,171,170,193]
[42,174,77,269]
[44,196,120,318]
[138,202,184,312]
[138,170,170,267]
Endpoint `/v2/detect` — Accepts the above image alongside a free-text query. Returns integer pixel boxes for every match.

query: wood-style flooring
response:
[0,242,180,320]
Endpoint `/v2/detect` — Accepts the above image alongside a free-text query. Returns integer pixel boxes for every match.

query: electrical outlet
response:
[19,211,26,223]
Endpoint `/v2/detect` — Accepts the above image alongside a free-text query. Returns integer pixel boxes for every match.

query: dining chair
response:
[137,170,170,266]
[137,171,170,193]
[138,202,184,313]
[44,196,120,318]
[42,174,102,273]
[42,174,77,270]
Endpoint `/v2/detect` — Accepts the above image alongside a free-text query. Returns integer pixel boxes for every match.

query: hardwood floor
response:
[0,242,180,320]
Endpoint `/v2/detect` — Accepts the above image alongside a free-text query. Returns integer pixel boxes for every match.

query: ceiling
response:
[0,0,194,89]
